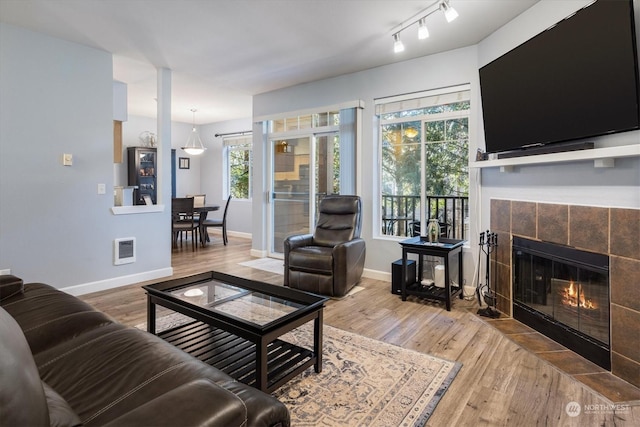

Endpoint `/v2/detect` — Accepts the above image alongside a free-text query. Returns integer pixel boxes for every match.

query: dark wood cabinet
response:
[127,147,156,205]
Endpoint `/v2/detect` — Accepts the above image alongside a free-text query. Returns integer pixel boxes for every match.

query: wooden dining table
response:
[194,205,219,246]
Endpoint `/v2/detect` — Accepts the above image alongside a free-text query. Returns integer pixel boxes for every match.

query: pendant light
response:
[182,108,206,155]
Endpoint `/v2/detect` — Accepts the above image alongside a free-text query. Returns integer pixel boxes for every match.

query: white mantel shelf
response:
[470,144,640,171]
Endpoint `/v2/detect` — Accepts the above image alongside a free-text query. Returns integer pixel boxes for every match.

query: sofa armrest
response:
[101,379,248,427]
[0,275,24,301]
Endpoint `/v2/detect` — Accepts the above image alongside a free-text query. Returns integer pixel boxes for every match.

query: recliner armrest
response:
[332,238,366,266]
[332,238,366,295]
[0,275,24,301]
[284,233,314,251]
[101,379,248,427]
[283,234,314,287]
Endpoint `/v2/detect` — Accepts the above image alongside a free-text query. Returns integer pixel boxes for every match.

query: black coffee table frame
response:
[143,271,329,393]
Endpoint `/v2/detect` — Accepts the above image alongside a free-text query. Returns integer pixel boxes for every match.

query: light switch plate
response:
[97,183,106,194]
[62,153,73,166]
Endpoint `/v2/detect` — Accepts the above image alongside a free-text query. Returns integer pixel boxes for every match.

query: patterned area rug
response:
[276,325,461,427]
[138,314,461,426]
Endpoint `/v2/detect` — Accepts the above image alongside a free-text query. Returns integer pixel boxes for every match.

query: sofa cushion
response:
[0,306,49,427]
[0,274,24,300]
[288,246,333,275]
[101,379,247,427]
[1,283,115,355]
[42,381,82,427]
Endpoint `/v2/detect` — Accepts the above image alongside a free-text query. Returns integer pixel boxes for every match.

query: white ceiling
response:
[0,0,538,124]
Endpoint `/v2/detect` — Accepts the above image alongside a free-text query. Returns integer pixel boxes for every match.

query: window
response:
[224,135,252,200]
[378,88,470,240]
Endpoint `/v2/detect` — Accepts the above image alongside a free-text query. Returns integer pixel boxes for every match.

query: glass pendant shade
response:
[182,109,206,155]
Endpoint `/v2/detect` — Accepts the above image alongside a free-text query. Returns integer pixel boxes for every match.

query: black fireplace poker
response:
[477,230,500,318]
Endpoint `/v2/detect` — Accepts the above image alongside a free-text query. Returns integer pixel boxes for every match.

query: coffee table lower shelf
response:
[158,320,315,392]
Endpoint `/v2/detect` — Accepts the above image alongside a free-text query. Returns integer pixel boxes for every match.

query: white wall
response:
[0,23,171,291]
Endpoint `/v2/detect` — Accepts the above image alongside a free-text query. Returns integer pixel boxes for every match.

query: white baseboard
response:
[363,268,391,282]
[250,248,268,258]
[61,267,173,296]
[228,230,251,240]
[207,229,252,240]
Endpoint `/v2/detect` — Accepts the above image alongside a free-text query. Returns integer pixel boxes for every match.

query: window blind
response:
[375,85,470,115]
[223,135,252,147]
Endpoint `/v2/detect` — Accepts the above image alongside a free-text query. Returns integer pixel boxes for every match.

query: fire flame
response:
[562,281,597,310]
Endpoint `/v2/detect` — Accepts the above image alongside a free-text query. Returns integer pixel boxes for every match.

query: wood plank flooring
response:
[79,234,640,427]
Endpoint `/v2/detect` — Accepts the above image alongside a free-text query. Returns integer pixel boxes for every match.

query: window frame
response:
[377,89,471,240]
[224,135,253,201]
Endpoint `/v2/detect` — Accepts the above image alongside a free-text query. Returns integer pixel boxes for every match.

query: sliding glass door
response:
[270,136,311,256]
[268,133,339,256]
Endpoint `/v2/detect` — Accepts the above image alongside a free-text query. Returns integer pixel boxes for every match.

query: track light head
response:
[393,33,405,53]
[440,0,458,23]
[418,18,429,39]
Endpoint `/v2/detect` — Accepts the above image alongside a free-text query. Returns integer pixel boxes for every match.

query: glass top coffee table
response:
[143,271,329,393]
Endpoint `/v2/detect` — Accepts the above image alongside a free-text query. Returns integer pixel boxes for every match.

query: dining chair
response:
[187,194,206,208]
[186,194,206,222]
[171,197,198,251]
[201,195,231,245]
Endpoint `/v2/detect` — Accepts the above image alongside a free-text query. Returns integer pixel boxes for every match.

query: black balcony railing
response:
[382,194,469,240]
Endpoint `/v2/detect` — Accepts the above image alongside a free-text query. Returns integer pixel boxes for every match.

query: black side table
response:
[399,237,465,311]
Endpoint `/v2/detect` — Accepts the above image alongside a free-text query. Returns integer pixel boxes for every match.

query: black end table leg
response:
[314,309,324,373]
[401,250,407,301]
[147,297,156,334]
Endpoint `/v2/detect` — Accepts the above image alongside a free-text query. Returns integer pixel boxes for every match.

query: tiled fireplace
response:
[490,199,640,388]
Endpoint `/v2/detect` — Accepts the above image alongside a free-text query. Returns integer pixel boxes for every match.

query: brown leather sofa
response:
[284,195,366,297]
[0,275,290,427]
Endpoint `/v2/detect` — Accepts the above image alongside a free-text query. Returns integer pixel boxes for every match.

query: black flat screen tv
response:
[479,0,640,155]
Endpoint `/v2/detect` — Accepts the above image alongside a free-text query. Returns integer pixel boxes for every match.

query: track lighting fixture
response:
[392,0,459,53]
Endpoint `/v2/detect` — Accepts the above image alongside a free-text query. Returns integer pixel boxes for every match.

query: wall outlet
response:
[97,183,106,194]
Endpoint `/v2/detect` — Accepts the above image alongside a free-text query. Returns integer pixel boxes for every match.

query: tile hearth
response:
[485,317,640,404]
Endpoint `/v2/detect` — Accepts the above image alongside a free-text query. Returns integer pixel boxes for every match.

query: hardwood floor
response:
[79,234,639,426]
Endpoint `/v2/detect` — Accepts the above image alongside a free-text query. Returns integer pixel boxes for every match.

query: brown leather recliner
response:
[284,195,366,297]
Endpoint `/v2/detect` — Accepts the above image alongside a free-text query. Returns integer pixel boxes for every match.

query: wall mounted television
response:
[479,0,640,156]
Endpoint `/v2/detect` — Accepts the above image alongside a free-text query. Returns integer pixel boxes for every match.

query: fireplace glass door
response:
[513,237,609,347]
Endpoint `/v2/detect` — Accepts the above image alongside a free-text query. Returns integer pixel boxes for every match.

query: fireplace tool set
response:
[477,230,500,318]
